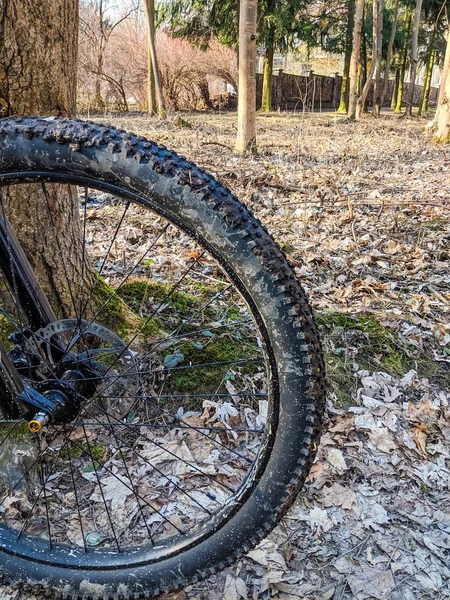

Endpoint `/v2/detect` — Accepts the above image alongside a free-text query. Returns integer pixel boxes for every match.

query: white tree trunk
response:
[348,0,365,119]
[235,0,258,153]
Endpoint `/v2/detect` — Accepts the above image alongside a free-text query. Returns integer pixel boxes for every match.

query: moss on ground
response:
[162,336,261,404]
[316,311,447,407]
[92,276,163,340]
[190,280,227,301]
[0,315,16,351]
[116,280,201,315]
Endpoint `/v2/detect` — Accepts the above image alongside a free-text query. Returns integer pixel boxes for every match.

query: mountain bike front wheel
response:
[0,117,325,599]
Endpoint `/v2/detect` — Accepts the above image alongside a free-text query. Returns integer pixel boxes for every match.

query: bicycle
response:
[0,117,325,598]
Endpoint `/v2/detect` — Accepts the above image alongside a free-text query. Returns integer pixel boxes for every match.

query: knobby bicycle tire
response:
[0,117,326,599]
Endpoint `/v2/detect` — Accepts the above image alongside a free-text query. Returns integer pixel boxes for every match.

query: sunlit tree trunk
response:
[360,9,368,110]
[373,0,384,117]
[381,0,399,106]
[338,0,356,113]
[405,0,423,115]
[395,12,412,113]
[433,27,450,143]
[261,28,275,112]
[356,0,380,119]
[0,0,93,316]
[143,0,165,118]
[419,41,435,115]
[235,0,258,153]
[392,67,400,108]
[348,0,364,118]
[147,45,157,115]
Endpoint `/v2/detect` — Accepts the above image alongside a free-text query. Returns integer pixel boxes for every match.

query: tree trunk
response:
[147,46,157,115]
[0,0,93,317]
[356,0,380,119]
[198,77,213,108]
[348,0,365,118]
[381,0,399,106]
[392,67,400,108]
[433,27,450,143]
[95,45,104,108]
[372,0,384,117]
[338,0,356,113]
[94,0,105,108]
[143,0,165,119]
[235,0,258,153]
[438,27,450,106]
[419,37,436,115]
[405,0,423,115]
[395,12,412,114]
[360,10,368,110]
[261,30,275,112]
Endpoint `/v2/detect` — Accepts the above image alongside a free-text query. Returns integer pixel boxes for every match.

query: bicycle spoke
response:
[0,180,272,555]
[61,356,264,383]
[64,424,88,553]
[51,424,186,536]
[80,423,121,552]
[82,408,214,514]
[74,421,265,433]
[79,199,130,316]
[41,183,81,321]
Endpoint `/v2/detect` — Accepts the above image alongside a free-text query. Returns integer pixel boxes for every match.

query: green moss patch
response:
[316,311,447,407]
[162,336,261,405]
[92,276,164,340]
[0,315,16,351]
[116,280,201,315]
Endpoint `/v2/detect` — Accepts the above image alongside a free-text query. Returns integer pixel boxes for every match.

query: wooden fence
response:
[255,71,439,111]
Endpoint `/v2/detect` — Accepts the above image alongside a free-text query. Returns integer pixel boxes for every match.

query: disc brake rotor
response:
[30,319,139,419]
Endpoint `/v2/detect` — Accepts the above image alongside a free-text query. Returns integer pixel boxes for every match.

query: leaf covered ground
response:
[1,111,449,600]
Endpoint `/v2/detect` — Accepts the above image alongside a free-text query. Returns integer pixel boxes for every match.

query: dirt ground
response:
[1,110,449,600]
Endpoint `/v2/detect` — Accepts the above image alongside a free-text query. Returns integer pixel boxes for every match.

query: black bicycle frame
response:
[0,213,56,419]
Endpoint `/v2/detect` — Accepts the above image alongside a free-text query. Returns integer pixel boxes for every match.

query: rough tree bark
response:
[235,0,258,153]
[381,0,399,106]
[0,0,93,317]
[433,27,450,143]
[338,0,356,113]
[405,0,423,115]
[143,0,165,118]
[348,0,365,119]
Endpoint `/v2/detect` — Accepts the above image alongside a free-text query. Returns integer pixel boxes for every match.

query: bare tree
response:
[348,0,365,119]
[143,0,165,117]
[356,0,382,119]
[235,0,258,153]
[381,0,400,106]
[405,0,423,115]
[372,0,385,116]
[80,0,137,108]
